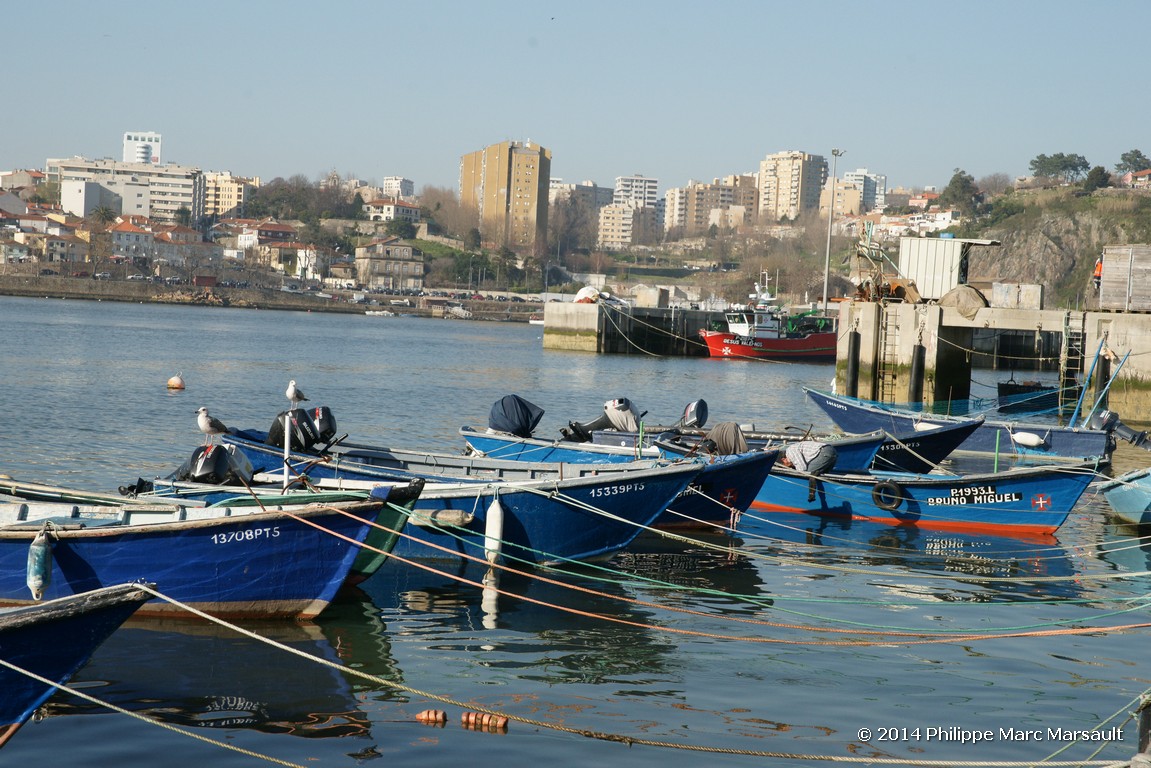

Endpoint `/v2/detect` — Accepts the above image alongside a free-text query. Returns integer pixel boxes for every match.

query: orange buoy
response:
[166,375,186,390]
[415,709,447,724]
[460,711,508,730]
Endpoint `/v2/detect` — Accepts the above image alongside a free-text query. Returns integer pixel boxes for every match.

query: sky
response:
[5,1,1149,195]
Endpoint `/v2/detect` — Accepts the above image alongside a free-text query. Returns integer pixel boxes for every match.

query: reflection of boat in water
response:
[737,511,1082,599]
[0,584,151,746]
[40,616,374,739]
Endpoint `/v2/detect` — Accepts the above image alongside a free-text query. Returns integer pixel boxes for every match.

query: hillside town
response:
[3,133,1151,306]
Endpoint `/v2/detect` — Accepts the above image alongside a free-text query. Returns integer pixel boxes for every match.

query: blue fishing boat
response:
[217,428,706,564]
[0,493,392,619]
[0,470,423,588]
[742,462,1098,535]
[1097,467,1151,526]
[0,584,152,744]
[804,387,1118,463]
[464,394,980,473]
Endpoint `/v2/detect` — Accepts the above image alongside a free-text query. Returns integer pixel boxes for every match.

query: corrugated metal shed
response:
[897,237,1001,301]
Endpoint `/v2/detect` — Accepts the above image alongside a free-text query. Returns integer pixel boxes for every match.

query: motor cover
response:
[267,408,321,451]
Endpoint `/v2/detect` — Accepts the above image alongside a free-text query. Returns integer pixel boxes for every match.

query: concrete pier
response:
[540,303,716,356]
[833,300,1151,417]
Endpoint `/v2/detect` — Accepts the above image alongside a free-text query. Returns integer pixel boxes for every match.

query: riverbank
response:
[0,275,539,321]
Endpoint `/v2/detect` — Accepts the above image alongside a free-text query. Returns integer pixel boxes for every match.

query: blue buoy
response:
[26,529,52,600]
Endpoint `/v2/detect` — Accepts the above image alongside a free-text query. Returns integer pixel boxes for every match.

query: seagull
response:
[286,379,308,409]
[196,407,229,445]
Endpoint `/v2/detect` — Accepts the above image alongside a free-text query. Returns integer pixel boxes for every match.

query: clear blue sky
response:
[6,1,1147,195]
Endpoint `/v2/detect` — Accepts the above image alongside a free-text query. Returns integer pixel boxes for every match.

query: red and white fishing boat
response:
[698,273,838,361]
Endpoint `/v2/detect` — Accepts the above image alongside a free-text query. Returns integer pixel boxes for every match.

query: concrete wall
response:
[835,299,1151,419]
[541,303,601,352]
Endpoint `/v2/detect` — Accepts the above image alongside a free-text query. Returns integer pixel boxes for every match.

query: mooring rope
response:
[0,656,305,767]
[122,585,1135,766]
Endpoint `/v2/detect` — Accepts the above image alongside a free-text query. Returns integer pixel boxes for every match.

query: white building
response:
[758,151,827,221]
[122,131,162,165]
[381,176,415,199]
[47,157,205,225]
[613,174,659,207]
[842,168,887,212]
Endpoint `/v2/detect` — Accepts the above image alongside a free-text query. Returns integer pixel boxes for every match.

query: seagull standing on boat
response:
[196,407,229,446]
[286,380,308,409]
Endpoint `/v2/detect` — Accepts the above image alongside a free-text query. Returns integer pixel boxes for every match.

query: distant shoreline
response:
[0,275,537,321]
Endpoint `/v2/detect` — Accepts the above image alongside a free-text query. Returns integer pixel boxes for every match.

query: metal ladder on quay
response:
[876,301,901,404]
[1058,312,1085,415]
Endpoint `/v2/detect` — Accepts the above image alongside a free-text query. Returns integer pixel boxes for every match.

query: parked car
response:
[39,268,57,276]
[94,272,111,280]
[127,274,146,281]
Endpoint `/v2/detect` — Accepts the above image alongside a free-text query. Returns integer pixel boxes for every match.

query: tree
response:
[936,169,981,216]
[463,228,481,250]
[976,173,1013,196]
[385,219,417,239]
[1115,149,1151,175]
[1082,166,1111,192]
[1029,153,1090,182]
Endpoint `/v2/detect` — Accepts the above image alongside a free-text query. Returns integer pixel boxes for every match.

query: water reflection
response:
[42,617,376,739]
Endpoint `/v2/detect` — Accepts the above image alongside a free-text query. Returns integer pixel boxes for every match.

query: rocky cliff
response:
[962,189,1151,305]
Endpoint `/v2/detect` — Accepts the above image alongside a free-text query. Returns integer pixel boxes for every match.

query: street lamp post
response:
[822,148,844,315]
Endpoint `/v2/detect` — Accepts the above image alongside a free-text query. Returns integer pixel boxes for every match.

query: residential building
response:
[203,172,260,221]
[460,140,551,254]
[109,220,155,262]
[549,179,613,208]
[0,169,46,191]
[47,157,205,225]
[842,168,887,212]
[381,177,415,199]
[122,131,162,165]
[362,197,422,224]
[61,178,150,219]
[757,151,827,221]
[597,201,659,251]
[666,176,758,237]
[354,236,423,291]
[820,179,864,218]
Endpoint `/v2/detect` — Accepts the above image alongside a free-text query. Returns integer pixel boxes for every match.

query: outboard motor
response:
[1087,409,1149,449]
[562,398,646,442]
[267,408,321,451]
[310,405,338,443]
[487,395,545,438]
[175,444,255,485]
[673,399,709,430]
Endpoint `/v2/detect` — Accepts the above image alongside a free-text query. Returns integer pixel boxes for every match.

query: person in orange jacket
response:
[1093,256,1103,291]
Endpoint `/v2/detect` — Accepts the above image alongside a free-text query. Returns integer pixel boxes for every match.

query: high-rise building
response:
[757,151,827,221]
[122,131,162,165]
[842,168,887,212]
[460,140,551,253]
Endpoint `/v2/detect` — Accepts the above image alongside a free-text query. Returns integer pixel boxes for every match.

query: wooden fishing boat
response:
[1097,466,1151,526]
[804,387,1116,463]
[0,584,152,744]
[216,419,708,562]
[0,487,402,619]
[743,462,1098,536]
[0,470,423,588]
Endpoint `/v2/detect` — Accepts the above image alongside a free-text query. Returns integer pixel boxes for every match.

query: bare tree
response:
[419,186,476,240]
[977,173,1014,196]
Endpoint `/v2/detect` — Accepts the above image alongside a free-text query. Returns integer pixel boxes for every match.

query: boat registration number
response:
[211,526,282,544]
[589,482,646,498]
[926,486,1022,506]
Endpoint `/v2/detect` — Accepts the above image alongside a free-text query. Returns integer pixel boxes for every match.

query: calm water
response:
[3,295,1151,767]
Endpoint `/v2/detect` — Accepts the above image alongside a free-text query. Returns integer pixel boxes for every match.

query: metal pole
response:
[822,148,843,315]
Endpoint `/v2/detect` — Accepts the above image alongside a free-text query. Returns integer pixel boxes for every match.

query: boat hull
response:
[1098,467,1151,525]
[0,504,382,619]
[699,329,837,361]
[804,387,1113,462]
[221,433,705,564]
[0,584,151,732]
[744,464,1097,535]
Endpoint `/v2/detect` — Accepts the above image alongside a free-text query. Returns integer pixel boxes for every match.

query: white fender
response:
[912,421,942,432]
[484,497,504,564]
[1010,430,1046,448]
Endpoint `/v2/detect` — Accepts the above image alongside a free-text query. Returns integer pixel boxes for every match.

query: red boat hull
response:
[699,330,837,361]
